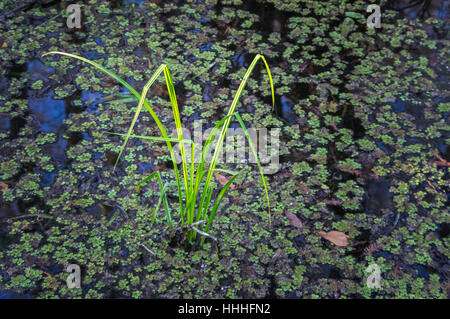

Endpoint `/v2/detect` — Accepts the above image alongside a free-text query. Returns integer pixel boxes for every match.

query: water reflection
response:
[29,92,65,133]
[27,59,54,82]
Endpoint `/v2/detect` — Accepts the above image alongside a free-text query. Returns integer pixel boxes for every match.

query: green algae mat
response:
[0,0,448,299]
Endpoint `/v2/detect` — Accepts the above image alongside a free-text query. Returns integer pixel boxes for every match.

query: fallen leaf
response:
[285,211,302,229]
[435,161,450,167]
[318,230,349,247]
[214,173,235,189]
[433,152,450,166]
[0,182,8,192]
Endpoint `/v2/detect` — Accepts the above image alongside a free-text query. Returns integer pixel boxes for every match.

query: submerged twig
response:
[190,226,217,242]
[187,220,206,228]
[140,243,157,256]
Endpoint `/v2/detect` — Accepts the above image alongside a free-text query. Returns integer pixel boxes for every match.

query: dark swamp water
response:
[0,0,449,298]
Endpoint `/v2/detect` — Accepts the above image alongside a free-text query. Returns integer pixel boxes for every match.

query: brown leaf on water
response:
[318,230,349,247]
[285,211,302,229]
[214,173,235,189]
[0,182,8,192]
[433,152,450,166]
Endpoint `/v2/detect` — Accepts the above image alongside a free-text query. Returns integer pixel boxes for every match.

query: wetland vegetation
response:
[0,0,448,299]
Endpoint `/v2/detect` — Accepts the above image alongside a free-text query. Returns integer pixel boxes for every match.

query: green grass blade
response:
[186,142,196,225]
[43,52,185,221]
[43,51,136,95]
[107,132,192,144]
[258,55,275,109]
[200,173,241,245]
[152,189,164,225]
[200,54,275,226]
[163,67,189,201]
[195,169,240,241]
[200,185,214,223]
[194,114,233,223]
[234,111,271,225]
[190,142,195,193]
[114,64,166,169]
[42,53,171,149]
[137,171,172,226]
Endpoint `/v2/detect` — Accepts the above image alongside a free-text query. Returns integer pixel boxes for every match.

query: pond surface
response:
[0,0,448,299]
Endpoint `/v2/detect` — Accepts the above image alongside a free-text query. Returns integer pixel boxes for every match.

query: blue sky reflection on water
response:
[29,92,65,133]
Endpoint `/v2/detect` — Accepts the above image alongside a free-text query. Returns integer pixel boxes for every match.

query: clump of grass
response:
[43,51,275,245]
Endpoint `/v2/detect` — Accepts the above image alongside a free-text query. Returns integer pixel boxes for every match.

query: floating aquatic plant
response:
[43,51,274,245]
